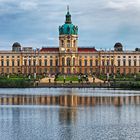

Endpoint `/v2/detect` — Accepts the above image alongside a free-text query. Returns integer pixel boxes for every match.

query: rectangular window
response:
[79,60,82,66]
[12,60,14,67]
[33,60,36,66]
[134,68,137,73]
[84,68,87,74]
[17,60,20,66]
[134,60,137,66]
[84,60,87,66]
[95,60,98,66]
[7,61,9,66]
[1,60,4,66]
[123,68,126,74]
[90,60,92,67]
[44,60,47,66]
[111,60,114,66]
[39,68,42,74]
[56,59,58,66]
[118,60,120,66]
[24,60,27,66]
[39,60,42,66]
[7,68,9,73]
[62,68,64,74]
[123,60,126,66]
[12,68,15,73]
[129,68,131,74]
[44,68,47,73]
[102,61,105,66]
[128,60,131,66]
[29,60,31,66]
[107,60,110,66]
[2,68,4,73]
[79,68,82,73]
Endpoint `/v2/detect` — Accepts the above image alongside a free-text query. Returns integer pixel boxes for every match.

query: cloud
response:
[0,0,140,50]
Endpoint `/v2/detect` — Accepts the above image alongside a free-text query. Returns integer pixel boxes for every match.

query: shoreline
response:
[0,83,140,90]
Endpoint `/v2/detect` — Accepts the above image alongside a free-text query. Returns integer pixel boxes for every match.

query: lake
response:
[0,88,140,140]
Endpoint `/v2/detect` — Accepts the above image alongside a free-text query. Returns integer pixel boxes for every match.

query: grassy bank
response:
[111,81,140,89]
[0,78,33,88]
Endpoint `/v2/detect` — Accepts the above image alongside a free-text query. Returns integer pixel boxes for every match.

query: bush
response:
[0,78,33,88]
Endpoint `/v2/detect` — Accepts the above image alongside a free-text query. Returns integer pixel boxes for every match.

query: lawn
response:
[56,75,78,81]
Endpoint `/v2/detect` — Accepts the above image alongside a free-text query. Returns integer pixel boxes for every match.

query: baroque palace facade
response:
[0,9,140,75]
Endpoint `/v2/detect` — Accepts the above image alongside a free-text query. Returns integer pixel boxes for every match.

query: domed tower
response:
[59,6,78,74]
[59,6,78,53]
[114,42,123,51]
[12,42,21,52]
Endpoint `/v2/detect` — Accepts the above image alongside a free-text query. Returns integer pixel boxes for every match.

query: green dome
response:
[59,24,78,35]
[59,9,78,35]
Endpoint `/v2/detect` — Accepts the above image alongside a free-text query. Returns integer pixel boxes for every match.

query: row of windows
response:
[23,56,58,58]
[0,60,20,67]
[117,56,140,58]
[0,59,140,67]
[117,60,140,66]
[1,56,20,58]
[61,40,77,47]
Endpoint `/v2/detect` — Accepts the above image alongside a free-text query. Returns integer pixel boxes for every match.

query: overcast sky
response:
[0,0,140,50]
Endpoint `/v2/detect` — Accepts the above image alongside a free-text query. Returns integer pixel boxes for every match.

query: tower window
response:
[73,40,76,47]
[61,40,64,47]
[67,40,70,47]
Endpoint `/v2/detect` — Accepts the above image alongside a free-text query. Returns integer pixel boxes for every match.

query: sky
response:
[0,0,140,50]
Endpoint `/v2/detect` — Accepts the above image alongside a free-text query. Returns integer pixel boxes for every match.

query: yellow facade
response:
[0,49,140,75]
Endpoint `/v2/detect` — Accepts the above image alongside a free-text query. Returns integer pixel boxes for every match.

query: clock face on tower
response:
[61,47,65,51]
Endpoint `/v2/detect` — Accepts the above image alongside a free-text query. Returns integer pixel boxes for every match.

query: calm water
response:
[0,88,140,140]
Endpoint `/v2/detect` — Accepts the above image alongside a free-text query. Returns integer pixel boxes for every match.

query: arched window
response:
[62,58,65,66]
[73,58,75,66]
[67,58,71,66]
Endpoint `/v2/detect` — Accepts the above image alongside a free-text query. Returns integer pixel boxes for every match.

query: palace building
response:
[0,8,140,75]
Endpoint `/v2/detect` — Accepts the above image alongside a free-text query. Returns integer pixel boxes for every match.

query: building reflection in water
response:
[0,94,140,140]
[0,95,140,106]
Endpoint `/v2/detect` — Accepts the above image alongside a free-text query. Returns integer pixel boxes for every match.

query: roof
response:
[40,48,59,52]
[78,48,97,52]
[40,47,97,52]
